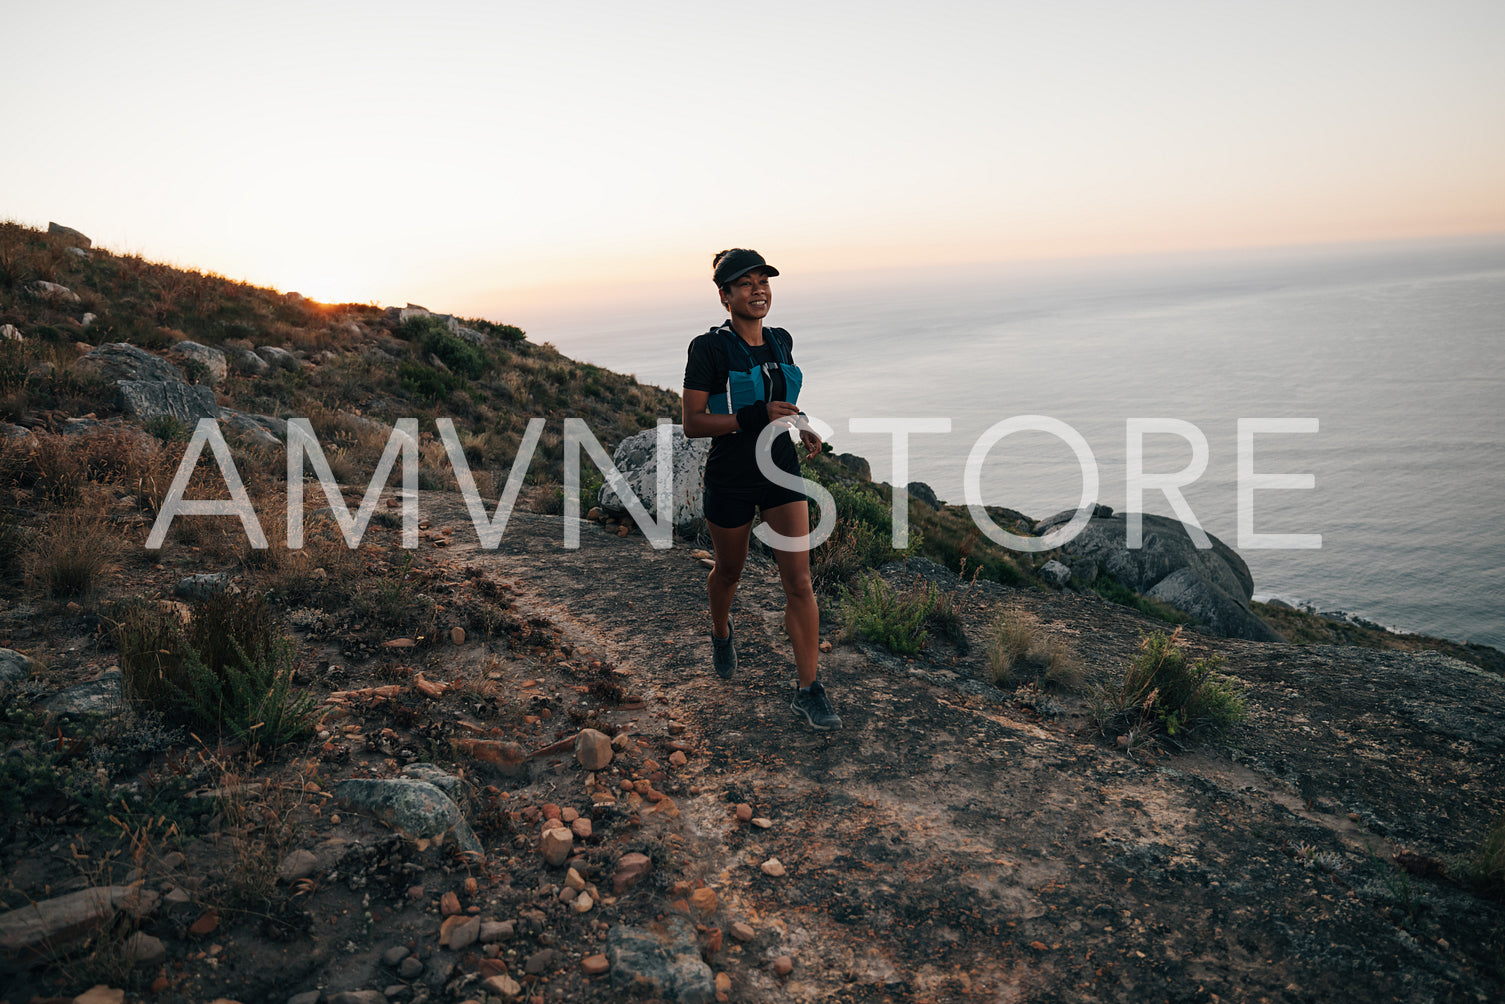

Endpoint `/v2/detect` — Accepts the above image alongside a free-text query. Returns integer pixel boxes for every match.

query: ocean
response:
[522,236,1505,650]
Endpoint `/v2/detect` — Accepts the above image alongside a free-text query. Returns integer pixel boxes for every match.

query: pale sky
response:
[4,0,1503,321]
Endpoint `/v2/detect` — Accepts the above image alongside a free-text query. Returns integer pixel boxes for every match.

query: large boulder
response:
[256,345,301,371]
[170,341,228,385]
[118,380,218,425]
[75,343,184,384]
[598,425,709,530]
[230,347,271,376]
[47,222,91,249]
[218,407,285,445]
[1040,510,1281,642]
[28,281,81,304]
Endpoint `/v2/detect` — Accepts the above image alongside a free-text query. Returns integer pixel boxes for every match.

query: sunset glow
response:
[4,0,1502,321]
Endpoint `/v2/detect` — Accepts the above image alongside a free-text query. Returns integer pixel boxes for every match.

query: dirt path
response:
[428,505,1505,1004]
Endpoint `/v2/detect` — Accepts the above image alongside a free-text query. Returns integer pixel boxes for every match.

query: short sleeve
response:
[683,333,723,393]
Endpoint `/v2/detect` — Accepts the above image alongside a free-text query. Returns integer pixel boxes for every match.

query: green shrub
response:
[398,360,462,402]
[1090,628,1245,740]
[114,592,316,748]
[144,415,190,442]
[840,572,961,656]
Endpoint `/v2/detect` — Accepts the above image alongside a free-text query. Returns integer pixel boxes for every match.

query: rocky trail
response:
[432,504,1505,1003]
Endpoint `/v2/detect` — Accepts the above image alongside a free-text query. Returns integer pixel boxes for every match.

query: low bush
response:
[839,571,966,657]
[114,591,317,748]
[27,510,123,596]
[987,609,1084,690]
[1090,627,1245,740]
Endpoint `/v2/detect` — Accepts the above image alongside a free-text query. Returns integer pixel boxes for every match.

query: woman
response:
[681,249,841,730]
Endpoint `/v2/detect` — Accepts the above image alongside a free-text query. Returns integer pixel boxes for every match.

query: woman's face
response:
[720,269,773,321]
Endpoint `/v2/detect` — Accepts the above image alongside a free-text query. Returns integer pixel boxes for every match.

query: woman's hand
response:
[799,427,823,459]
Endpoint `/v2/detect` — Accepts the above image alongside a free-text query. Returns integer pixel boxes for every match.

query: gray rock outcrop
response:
[0,884,156,960]
[46,222,91,248]
[256,345,301,371]
[1040,510,1280,641]
[1038,559,1072,588]
[171,341,228,385]
[231,347,271,376]
[598,425,709,530]
[218,407,285,445]
[75,343,184,384]
[333,778,482,855]
[39,668,124,716]
[118,379,218,425]
[0,648,38,695]
[608,914,716,1004]
[28,281,80,304]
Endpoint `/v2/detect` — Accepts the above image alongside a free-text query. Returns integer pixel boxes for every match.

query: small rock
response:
[730,921,755,942]
[124,931,167,966]
[690,886,718,915]
[278,849,318,883]
[288,992,321,1004]
[73,989,125,1004]
[541,827,574,867]
[582,953,610,975]
[450,626,466,645]
[382,945,410,966]
[716,972,732,993]
[565,867,587,891]
[440,891,461,916]
[524,947,555,974]
[668,750,688,767]
[189,909,220,935]
[1038,559,1072,588]
[761,858,786,877]
[751,817,773,829]
[819,640,833,653]
[480,974,521,997]
[327,993,387,1004]
[442,914,481,951]
[575,729,613,771]
[573,893,594,913]
[734,804,753,822]
[613,852,652,893]
[571,817,593,840]
[772,955,793,976]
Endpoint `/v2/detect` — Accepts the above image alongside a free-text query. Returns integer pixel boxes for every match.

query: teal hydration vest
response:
[706,325,803,416]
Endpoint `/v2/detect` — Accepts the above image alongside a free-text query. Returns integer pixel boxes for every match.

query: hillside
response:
[0,222,1502,1003]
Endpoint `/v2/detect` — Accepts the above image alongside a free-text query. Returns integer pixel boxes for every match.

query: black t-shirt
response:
[684,323,800,490]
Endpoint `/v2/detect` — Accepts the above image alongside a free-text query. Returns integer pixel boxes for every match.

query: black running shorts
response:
[702,478,807,529]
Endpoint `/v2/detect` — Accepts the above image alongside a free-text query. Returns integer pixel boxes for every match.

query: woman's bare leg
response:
[759,500,819,688]
[705,518,752,639]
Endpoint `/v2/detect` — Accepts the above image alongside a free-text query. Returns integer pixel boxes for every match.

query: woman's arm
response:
[683,388,805,439]
[682,388,740,439]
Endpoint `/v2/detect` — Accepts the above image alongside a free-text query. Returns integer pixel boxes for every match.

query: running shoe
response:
[791,680,842,730]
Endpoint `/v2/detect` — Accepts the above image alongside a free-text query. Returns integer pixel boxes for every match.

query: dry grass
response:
[987,609,1085,691]
[26,508,124,597]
